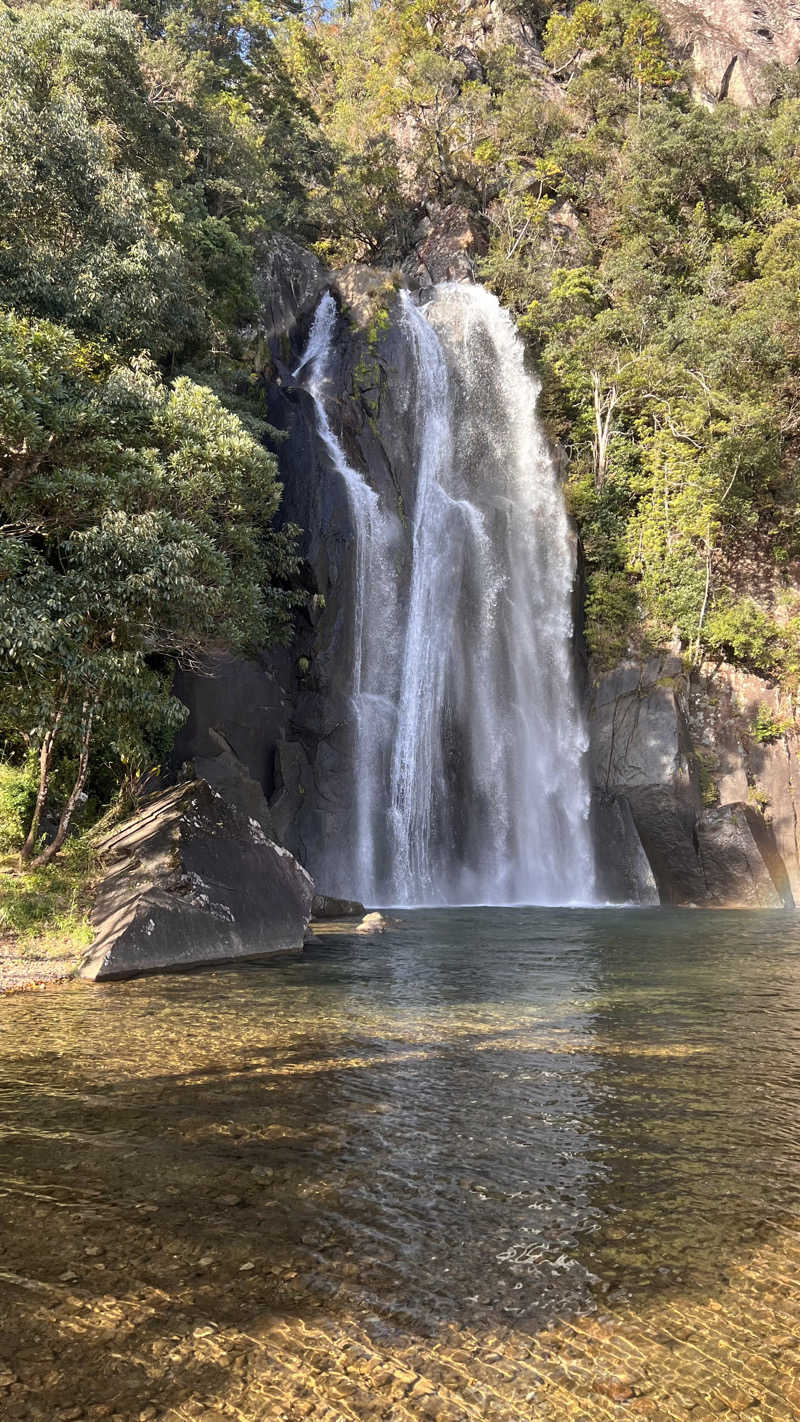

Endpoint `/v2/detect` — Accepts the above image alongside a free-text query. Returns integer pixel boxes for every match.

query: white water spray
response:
[295,283,595,906]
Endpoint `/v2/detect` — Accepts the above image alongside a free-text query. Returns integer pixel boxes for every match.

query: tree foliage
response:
[0,0,308,858]
[286,0,800,678]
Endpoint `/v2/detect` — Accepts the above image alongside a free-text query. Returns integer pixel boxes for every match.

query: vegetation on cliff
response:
[285,0,800,681]
[1,0,307,870]
[2,0,800,882]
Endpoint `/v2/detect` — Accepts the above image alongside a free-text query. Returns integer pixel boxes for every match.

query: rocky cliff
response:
[175,245,427,886]
[658,0,800,102]
[590,653,798,906]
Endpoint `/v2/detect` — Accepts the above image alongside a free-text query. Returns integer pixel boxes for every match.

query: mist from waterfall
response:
[295,283,595,906]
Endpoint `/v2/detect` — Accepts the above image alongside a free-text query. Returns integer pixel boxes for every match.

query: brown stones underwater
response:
[2,906,800,1420]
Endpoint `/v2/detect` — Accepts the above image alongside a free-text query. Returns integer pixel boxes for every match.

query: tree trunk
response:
[20,694,67,862]
[592,371,618,490]
[691,529,713,666]
[30,702,95,869]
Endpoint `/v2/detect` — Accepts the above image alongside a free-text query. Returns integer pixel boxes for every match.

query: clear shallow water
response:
[3,908,800,1419]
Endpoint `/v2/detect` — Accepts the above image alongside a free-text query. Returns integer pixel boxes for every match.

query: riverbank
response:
[0,941,75,993]
[0,838,96,993]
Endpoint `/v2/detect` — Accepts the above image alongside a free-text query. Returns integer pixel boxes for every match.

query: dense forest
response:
[1,0,799,901]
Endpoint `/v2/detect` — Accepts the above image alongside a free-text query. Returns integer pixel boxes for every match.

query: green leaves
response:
[0,307,298,842]
[476,53,800,676]
[0,0,327,362]
[0,0,320,853]
[705,600,782,676]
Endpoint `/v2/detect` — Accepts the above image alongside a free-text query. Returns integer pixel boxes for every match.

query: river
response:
[2,908,800,1419]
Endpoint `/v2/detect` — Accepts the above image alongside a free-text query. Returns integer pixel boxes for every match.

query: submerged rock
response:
[353,912,387,935]
[80,781,314,981]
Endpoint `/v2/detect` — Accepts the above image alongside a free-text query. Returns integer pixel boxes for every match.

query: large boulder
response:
[80,781,314,982]
[697,802,794,908]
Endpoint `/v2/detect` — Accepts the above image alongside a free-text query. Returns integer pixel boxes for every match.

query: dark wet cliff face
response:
[265,270,428,879]
[175,252,431,881]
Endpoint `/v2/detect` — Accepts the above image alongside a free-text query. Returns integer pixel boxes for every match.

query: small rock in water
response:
[311,894,365,919]
[250,1165,273,1182]
[592,1374,636,1402]
[354,912,387,935]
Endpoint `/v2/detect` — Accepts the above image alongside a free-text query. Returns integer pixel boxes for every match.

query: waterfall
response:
[293,294,401,896]
[295,283,595,906]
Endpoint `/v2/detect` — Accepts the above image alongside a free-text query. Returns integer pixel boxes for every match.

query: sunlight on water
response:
[2,908,800,1419]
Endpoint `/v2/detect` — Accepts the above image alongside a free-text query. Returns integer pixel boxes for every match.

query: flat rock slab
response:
[311,893,366,919]
[80,781,314,981]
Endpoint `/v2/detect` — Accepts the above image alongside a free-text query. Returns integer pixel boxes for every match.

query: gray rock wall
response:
[689,661,800,900]
[173,237,799,911]
[657,0,800,103]
[589,653,797,907]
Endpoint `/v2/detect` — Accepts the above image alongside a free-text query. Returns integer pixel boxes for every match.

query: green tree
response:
[0,311,298,864]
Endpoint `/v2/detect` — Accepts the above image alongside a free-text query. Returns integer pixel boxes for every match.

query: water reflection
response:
[2,908,800,1419]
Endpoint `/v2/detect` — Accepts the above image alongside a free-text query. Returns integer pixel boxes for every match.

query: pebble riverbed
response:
[1,907,800,1421]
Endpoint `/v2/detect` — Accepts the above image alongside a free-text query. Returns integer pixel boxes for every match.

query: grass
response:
[0,832,97,961]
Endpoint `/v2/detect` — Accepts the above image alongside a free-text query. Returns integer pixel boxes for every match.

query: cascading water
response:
[293,294,401,895]
[294,282,595,906]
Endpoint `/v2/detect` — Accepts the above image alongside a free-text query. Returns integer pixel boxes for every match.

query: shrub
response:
[0,831,95,947]
[704,599,781,677]
[585,569,638,667]
[750,704,793,745]
[0,760,37,852]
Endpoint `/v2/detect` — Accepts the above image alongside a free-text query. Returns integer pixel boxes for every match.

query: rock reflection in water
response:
[1,908,800,1420]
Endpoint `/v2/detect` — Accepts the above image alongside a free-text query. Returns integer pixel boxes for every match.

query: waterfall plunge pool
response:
[3,906,800,1418]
